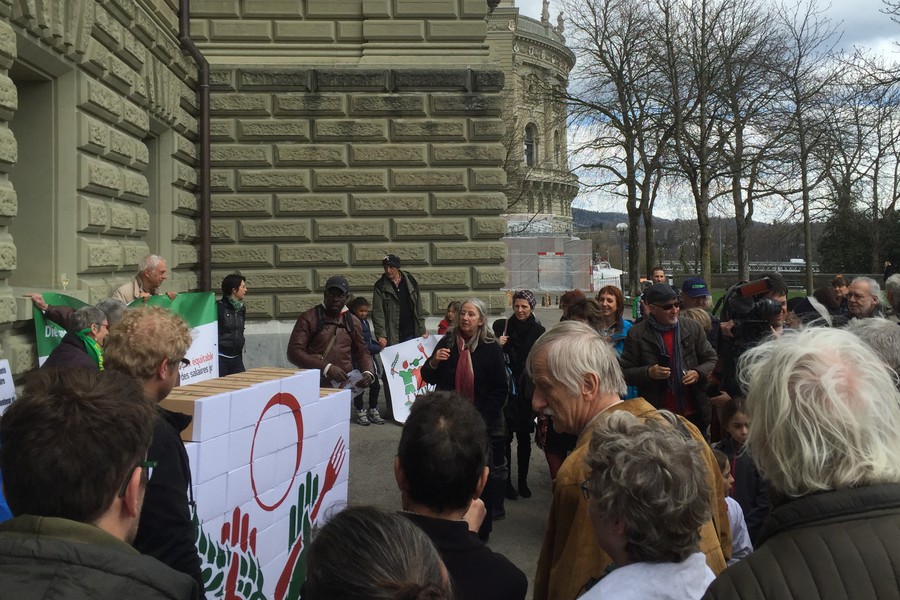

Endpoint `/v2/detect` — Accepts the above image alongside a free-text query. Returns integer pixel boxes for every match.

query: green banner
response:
[34,293,89,365]
[129,292,217,328]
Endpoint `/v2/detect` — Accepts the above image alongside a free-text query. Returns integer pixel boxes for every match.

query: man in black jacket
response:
[395,391,527,600]
[104,306,204,593]
[0,369,198,599]
[217,273,247,375]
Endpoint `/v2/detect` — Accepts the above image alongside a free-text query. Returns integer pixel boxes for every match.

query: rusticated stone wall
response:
[208,67,509,318]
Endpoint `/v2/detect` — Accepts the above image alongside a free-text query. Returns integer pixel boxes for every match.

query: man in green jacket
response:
[372,253,427,348]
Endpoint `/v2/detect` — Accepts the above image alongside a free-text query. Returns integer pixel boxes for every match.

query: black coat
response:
[492,315,545,432]
[713,437,769,544]
[134,409,204,593]
[216,298,245,356]
[404,512,527,600]
[42,332,98,371]
[421,334,508,433]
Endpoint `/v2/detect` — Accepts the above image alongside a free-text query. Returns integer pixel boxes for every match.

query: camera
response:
[715,277,783,345]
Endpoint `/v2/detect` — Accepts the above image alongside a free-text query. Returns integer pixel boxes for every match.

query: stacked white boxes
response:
[161,368,350,600]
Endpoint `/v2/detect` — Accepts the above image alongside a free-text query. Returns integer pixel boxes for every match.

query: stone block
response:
[210,221,238,242]
[0,21,16,70]
[211,169,235,192]
[337,21,364,41]
[274,21,336,42]
[240,219,311,242]
[240,120,310,141]
[0,126,16,171]
[473,266,507,288]
[121,100,149,136]
[78,115,108,155]
[391,169,466,191]
[237,170,309,192]
[315,70,388,92]
[313,170,386,191]
[175,188,199,213]
[0,232,15,271]
[238,69,310,90]
[211,93,272,116]
[107,128,135,164]
[432,242,506,264]
[276,194,348,216]
[191,0,240,17]
[472,216,506,239]
[470,167,506,190]
[79,157,121,196]
[394,0,457,16]
[210,20,273,41]
[121,242,150,269]
[276,295,319,317]
[432,143,505,165]
[275,144,345,166]
[135,208,150,231]
[391,119,466,141]
[174,134,198,163]
[413,268,469,288]
[362,20,425,40]
[211,195,273,216]
[433,192,506,214]
[350,193,427,215]
[109,203,136,233]
[242,0,302,17]
[350,95,425,116]
[311,271,376,293]
[314,219,389,241]
[174,215,200,241]
[351,244,427,265]
[460,0,487,16]
[211,245,275,266]
[426,20,486,41]
[431,94,502,116]
[393,218,467,240]
[362,0,390,16]
[470,118,505,141]
[210,144,273,167]
[315,120,386,142]
[80,78,123,122]
[209,70,235,90]
[0,74,17,120]
[176,244,200,266]
[0,182,16,218]
[276,245,347,266]
[107,54,136,96]
[472,70,504,92]
[306,0,364,17]
[78,237,118,272]
[210,119,237,141]
[395,70,467,91]
[248,271,310,292]
[350,144,425,166]
[121,169,149,202]
[274,94,346,116]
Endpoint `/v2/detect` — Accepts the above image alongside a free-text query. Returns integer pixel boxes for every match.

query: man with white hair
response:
[703,328,900,599]
[113,254,177,303]
[884,273,900,322]
[528,321,729,600]
[846,276,883,320]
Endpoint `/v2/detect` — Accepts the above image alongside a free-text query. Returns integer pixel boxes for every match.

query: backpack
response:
[313,305,355,338]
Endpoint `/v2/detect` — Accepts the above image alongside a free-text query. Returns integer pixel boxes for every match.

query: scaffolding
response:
[503,236,592,292]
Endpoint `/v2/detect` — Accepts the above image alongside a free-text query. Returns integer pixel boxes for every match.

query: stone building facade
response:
[0,0,508,376]
[486,0,578,237]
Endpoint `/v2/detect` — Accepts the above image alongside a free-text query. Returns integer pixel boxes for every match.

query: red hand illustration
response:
[220,507,258,600]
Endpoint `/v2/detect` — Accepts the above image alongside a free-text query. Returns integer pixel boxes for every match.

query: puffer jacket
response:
[216,297,245,356]
[0,515,199,599]
[371,271,425,346]
[702,483,900,600]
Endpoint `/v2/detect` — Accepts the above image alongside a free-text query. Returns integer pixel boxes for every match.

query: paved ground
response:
[347,305,563,594]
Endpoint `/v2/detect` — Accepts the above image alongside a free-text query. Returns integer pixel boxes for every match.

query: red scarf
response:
[455,332,475,402]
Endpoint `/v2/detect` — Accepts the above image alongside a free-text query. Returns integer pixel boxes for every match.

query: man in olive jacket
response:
[372,253,427,348]
[703,328,900,600]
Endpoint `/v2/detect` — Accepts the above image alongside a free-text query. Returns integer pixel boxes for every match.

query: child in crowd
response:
[713,398,768,544]
[438,301,461,334]
[713,448,753,565]
[348,297,384,426]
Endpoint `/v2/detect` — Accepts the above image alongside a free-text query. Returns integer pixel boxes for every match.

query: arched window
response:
[524,123,537,167]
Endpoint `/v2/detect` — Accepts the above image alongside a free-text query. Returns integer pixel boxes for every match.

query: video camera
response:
[714,277,784,345]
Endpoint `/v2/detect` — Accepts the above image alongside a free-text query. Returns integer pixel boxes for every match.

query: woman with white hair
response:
[703,327,900,600]
[422,298,508,540]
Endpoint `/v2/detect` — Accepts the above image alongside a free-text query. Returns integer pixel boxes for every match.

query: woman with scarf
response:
[492,290,545,500]
[217,273,247,375]
[42,306,109,370]
[422,298,508,540]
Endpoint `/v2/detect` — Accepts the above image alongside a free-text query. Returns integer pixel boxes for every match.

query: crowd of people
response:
[3,255,900,600]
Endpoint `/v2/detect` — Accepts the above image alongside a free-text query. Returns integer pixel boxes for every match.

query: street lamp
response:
[616,222,628,275]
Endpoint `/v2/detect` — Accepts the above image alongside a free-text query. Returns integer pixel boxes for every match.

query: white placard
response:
[382,336,438,424]
[0,360,14,416]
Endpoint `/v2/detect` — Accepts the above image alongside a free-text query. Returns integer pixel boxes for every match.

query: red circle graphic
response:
[250,392,303,511]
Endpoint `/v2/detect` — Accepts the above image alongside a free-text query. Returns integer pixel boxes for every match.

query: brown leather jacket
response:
[287,306,373,384]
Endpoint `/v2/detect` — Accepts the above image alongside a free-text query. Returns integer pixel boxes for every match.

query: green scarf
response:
[228,296,244,311]
[76,329,104,371]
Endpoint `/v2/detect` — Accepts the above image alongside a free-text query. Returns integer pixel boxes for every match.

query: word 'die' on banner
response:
[34,292,218,384]
[382,335,438,424]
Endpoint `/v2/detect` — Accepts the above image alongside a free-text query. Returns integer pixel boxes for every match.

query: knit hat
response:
[513,290,537,310]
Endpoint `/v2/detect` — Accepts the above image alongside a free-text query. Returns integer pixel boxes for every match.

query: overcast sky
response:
[516,0,900,56]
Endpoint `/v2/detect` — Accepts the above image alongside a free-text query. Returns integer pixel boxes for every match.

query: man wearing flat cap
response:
[288,275,375,388]
[620,283,718,435]
[372,254,427,349]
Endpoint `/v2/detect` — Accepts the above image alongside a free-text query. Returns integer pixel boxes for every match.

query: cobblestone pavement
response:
[348,306,563,595]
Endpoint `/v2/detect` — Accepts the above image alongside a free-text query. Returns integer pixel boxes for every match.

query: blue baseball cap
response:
[681,277,710,298]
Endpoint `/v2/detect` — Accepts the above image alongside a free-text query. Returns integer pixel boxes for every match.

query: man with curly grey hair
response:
[527,320,729,600]
[703,328,900,600]
[581,411,715,599]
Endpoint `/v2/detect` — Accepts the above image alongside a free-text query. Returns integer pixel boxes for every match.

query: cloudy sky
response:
[516,0,900,55]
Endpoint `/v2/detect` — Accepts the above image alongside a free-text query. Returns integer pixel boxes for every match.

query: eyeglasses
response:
[581,480,591,500]
[653,303,679,311]
[117,460,158,498]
